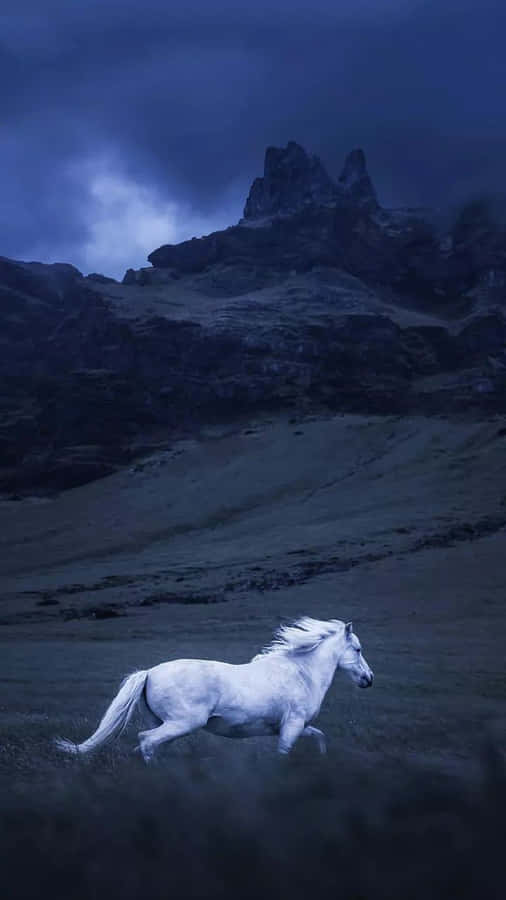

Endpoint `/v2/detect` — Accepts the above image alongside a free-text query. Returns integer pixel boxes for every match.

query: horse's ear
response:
[345,622,353,639]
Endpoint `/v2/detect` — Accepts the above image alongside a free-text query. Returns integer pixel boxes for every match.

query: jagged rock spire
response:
[242,142,378,221]
[338,148,378,211]
[243,141,338,220]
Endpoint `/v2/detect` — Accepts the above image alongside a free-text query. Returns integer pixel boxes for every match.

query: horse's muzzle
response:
[359,673,374,688]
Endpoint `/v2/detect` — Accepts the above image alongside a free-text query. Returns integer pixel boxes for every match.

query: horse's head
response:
[339,622,374,688]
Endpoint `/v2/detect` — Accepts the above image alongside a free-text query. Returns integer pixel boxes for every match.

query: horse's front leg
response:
[302,725,327,755]
[278,716,305,755]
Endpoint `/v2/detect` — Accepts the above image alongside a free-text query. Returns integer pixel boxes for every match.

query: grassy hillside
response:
[1,412,505,897]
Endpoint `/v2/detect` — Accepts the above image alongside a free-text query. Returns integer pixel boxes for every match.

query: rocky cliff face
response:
[242,141,339,220]
[2,143,506,494]
[241,143,378,221]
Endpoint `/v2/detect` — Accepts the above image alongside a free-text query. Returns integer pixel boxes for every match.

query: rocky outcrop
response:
[85,272,118,284]
[147,143,384,273]
[148,206,340,276]
[241,142,378,221]
[147,142,506,308]
[337,148,378,211]
[242,141,339,220]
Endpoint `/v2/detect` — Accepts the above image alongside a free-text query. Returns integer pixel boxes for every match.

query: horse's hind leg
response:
[139,693,162,729]
[137,716,206,763]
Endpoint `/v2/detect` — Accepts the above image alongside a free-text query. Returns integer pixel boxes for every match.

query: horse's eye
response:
[356,647,361,653]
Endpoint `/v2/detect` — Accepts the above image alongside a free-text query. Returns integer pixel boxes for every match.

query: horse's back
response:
[145,658,232,721]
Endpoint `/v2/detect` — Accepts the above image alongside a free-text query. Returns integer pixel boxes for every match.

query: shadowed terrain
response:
[1,749,505,900]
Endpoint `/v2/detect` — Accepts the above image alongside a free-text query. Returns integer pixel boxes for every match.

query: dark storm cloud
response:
[1,0,505,277]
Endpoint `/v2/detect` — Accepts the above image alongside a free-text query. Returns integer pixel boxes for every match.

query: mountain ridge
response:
[1,141,506,494]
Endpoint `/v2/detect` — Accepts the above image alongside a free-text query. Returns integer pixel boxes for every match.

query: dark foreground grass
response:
[1,746,504,900]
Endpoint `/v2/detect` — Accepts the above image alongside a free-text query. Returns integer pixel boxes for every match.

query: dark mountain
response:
[1,143,506,494]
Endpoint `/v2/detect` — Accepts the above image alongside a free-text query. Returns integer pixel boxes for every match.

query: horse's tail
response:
[55,670,148,755]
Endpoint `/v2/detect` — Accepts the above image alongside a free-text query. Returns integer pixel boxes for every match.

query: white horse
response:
[55,617,373,760]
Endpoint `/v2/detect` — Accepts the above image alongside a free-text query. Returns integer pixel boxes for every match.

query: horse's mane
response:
[252,616,343,660]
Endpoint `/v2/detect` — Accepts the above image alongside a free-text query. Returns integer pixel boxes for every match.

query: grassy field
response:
[1,413,505,896]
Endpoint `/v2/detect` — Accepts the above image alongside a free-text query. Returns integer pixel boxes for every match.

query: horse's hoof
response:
[136,741,154,764]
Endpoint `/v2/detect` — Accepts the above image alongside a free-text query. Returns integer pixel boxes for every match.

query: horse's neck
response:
[297,637,343,699]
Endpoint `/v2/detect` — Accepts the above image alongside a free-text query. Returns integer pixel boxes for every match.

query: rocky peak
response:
[242,141,338,221]
[337,148,378,211]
